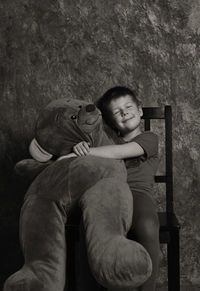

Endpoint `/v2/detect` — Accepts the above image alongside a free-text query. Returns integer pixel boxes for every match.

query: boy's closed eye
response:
[113,111,120,115]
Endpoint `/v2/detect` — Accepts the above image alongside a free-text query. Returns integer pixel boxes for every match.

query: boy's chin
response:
[124,123,140,132]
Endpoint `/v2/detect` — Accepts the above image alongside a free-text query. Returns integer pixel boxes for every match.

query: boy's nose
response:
[86,104,96,112]
[122,110,128,116]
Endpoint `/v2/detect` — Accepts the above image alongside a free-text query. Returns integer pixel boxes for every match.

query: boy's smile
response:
[109,95,143,139]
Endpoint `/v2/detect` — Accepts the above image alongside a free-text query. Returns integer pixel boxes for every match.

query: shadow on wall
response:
[0,130,29,289]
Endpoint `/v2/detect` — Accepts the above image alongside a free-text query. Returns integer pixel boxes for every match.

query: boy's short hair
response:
[97,86,141,130]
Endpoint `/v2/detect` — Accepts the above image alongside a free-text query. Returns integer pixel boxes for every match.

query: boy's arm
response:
[73,141,144,159]
[73,132,158,159]
[89,143,144,159]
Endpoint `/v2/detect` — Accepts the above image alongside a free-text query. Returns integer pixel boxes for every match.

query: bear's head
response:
[33,98,114,159]
[15,98,117,179]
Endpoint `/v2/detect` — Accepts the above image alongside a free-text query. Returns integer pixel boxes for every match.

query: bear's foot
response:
[81,178,152,290]
[3,267,43,291]
[89,236,152,290]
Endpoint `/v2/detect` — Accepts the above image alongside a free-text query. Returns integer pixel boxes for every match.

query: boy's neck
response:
[122,127,142,142]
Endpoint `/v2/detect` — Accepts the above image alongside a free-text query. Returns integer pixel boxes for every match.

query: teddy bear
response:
[3,98,152,291]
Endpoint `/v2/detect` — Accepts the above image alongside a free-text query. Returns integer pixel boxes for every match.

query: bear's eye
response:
[79,105,82,108]
[71,115,77,120]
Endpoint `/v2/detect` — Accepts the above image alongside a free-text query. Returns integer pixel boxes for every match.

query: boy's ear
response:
[139,106,143,117]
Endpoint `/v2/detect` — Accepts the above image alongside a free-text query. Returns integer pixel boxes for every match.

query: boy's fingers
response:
[73,141,90,156]
[73,147,79,156]
[82,142,90,152]
[78,142,89,154]
[79,146,88,156]
[73,146,82,156]
[73,145,87,156]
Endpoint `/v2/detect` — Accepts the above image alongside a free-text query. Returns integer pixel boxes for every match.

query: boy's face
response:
[108,95,143,135]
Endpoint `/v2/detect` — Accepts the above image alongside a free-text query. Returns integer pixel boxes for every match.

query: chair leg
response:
[167,228,180,291]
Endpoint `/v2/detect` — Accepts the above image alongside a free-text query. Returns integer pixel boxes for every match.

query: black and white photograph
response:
[0,1,200,291]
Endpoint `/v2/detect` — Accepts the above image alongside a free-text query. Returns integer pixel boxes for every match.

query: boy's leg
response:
[129,191,160,291]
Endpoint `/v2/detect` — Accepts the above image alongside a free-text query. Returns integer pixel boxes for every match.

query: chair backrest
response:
[142,106,173,214]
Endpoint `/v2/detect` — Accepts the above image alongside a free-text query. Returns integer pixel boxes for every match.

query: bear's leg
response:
[3,196,66,291]
[80,178,152,291]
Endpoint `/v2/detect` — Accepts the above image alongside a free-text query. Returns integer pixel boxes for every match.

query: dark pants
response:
[129,191,160,291]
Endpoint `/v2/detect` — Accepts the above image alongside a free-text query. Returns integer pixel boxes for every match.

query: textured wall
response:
[0,0,200,289]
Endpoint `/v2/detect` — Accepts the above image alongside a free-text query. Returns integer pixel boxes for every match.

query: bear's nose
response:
[85,104,96,112]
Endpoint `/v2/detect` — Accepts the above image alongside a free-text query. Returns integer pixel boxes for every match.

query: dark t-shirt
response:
[117,131,159,196]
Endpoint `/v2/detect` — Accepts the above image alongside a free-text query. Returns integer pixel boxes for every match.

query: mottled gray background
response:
[0,0,200,290]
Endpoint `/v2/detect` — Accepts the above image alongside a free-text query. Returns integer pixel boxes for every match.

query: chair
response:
[65,105,180,291]
[142,105,180,291]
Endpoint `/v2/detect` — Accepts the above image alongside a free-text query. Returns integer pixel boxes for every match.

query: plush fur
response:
[4,98,152,291]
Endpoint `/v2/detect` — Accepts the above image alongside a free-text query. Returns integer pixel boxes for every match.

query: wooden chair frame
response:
[142,105,180,291]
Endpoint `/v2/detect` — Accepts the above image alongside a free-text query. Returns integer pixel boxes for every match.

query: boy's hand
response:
[73,141,90,156]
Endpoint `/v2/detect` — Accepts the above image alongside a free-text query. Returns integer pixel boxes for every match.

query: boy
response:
[73,86,160,291]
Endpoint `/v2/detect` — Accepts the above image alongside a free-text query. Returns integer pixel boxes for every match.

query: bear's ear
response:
[29,139,53,162]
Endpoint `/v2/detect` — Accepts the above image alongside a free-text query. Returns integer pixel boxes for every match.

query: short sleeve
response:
[133,132,158,158]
